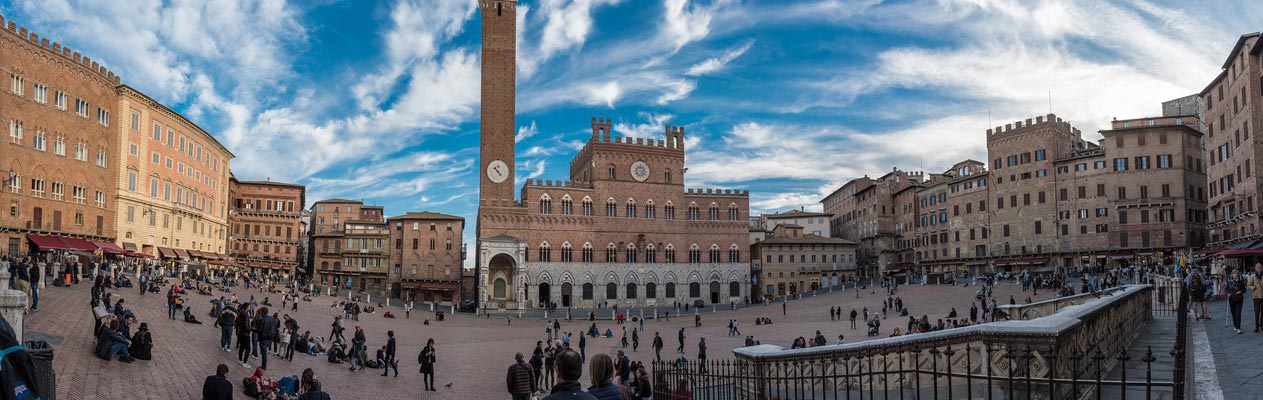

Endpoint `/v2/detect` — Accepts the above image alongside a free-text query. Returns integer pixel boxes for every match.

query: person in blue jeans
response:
[95,319,135,363]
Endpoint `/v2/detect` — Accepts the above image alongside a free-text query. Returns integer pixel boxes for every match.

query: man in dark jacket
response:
[381,330,397,377]
[615,350,631,384]
[506,352,536,400]
[216,307,236,351]
[95,320,134,362]
[257,307,278,370]
[297,380,332,400]
[542,350,596,400]
[202,364,233,400]
[652,332,663,362]
[236,305,253,368]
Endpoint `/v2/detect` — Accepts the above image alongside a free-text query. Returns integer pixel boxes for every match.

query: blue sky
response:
[4,0,1260,267]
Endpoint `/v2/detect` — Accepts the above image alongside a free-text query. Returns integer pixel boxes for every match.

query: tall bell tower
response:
[478,0,517,204]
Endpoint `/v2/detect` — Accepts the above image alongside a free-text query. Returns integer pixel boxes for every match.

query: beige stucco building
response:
[112,85,232,259]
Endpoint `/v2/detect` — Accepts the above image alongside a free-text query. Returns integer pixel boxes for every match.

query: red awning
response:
[187,250,205,258]
[1194,246,1227,256]
[174,248,190,259]
[90,241,126,255]
[60,238,98,252]
[125,251,154,259]
[26,235,71,250]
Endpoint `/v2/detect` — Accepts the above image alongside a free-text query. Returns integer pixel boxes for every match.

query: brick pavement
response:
[1201,294,1263,400]
[27,280,1053,399]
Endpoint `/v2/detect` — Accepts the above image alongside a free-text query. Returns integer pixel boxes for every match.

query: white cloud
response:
[582,81,623,108]
[685,40,752,76]
[655,79,697,105]
[518,0,622,77]
[661,0,724,52]
[516,120,539,143]
[613,112,674,138]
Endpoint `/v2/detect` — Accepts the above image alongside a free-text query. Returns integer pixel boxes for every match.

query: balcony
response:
[232,207,301,217]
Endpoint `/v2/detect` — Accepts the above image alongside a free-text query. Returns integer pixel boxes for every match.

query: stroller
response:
[866,320,879,337]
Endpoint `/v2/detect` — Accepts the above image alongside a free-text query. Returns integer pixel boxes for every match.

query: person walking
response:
[631,328,639,352]
[381,331,398,377]
[676,328,686,353]
[330,316,344,342]
[1249,263,1263,332]
[1227,269,1248,334]
[543,341,557,389]
[202,364,234,400]
[506,352,536,400]
[850,309,858,329]
[236,306,253,368]
[419,338,436,391]
[578,333,587,362]
[167,288,178,320]
[1186,268,1210,320]
[652,332,664,362]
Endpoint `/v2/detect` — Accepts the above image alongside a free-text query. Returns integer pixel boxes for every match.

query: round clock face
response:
[487,159,509,183]
[630,161,650,182]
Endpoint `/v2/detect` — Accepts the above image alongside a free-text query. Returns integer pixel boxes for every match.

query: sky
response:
[4,0,1260,268]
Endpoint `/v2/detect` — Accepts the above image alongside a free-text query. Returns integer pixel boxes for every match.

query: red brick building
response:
[474,0,750,310]
[228,176,305,277]
[386,212,464,304]
[310,198,387,293]
[2,15,121,255]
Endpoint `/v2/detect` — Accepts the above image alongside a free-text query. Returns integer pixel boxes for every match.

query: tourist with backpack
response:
[1186,268,1210,320]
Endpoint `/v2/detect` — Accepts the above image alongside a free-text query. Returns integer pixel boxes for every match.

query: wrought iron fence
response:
[653,283,1188,400]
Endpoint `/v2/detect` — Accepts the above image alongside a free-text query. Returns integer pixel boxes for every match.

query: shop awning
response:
[60,237,98,252]
[90,241,126,255]
[885,264,913,273]
[993,257,1050,266]
[174,248,190,259]
[122,242,138,251]
[158,247,177,258]
[1194,246,1228,256]
[1108,251,1136,260]
[126,251,154,259]
[187,250,205,258]
[26,235,71,251]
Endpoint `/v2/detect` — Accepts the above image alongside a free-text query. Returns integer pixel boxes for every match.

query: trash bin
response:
[24,340,54,400]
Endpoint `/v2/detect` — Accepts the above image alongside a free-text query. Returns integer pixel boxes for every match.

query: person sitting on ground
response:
[245,367,277,398]
[129,322,153,360]
[889,327,902,337]
[383,311,395,319]
[184,307,204,324]
[95,319,135,363]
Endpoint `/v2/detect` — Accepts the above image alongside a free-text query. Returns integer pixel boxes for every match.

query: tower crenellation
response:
[1,14,121,84]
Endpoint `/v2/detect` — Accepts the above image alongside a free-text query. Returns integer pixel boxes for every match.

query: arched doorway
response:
[709,281,721,304]
[539,282,551,307]
[488,253,516,302]
[391,283,401,299]
[561,283,573,307]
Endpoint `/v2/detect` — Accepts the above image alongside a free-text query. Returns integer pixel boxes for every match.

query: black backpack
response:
[0,313,43,400]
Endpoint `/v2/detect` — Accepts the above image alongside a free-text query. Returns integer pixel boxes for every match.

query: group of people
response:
[507,348,683,400]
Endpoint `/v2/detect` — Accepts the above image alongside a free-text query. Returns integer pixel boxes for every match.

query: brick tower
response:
[478,0,517,204]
